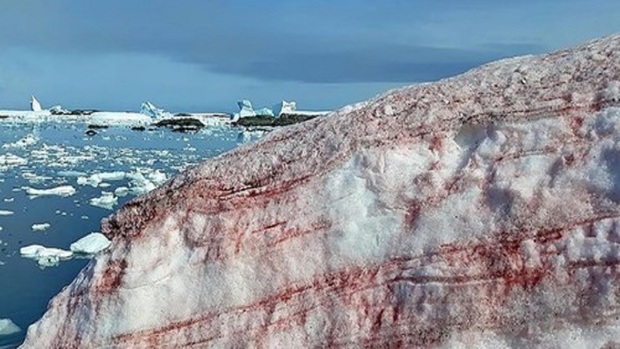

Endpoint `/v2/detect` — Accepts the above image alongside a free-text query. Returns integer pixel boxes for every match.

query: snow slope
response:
[20,34,620,348]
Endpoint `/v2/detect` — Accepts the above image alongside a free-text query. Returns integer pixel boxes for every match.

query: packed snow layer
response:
[21,34,620,348]
[70,233,111,255]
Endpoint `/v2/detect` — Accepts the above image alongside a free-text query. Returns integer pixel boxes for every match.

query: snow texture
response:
[20,33,620,348]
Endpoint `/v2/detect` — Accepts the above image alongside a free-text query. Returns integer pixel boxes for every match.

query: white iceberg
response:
[0,210,13,216]
[0,318,21,336]
[70,232,111,255]
[20,244,73,267]
[30,95,42,112]
[78,171,126,187]
[89,191,118,210]
[26,185,76,197]
[114,186,130,197]
[272,100,297,117]
[140,101,171,119]
[32,223,51,232]
[232,99,257,121]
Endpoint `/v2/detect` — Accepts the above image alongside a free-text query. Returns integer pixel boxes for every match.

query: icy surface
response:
[69,233,111,255]
[273,100,297,117]
[25,185,76,198]
[21,34,620,348]
[140,101,171,119]
[89,192,118,210]
[29,96,41,112]
[0,319,20,337]
[19,245,73,267]
[31,223,51,232]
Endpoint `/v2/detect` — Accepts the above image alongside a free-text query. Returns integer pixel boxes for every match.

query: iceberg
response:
[21,33,620,348]
[89,192,118,210]
[69,233,111,255]
[231,99,257,121]
[19,244,73,267]
[30,95,42,112]
[140,101,171,119]
[0,318,21,337]
[25,185,76,198]
[272,100,297,117]
[32,223,51,232]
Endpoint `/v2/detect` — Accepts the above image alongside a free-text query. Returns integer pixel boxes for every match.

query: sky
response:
[0,0,618,112]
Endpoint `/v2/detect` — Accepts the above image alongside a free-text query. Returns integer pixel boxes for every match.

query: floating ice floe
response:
[32,223,51,232]
[89,192,118,210]
[2,134,38,149]
[0,210,13,216]
[0,318,21,337]
[26,185,76,198]
[113,186,130,197]
[0,154,28,167]
[70,232,111,255]
[57,170,87,178]
[19,244,73,267]
[77,171,126,187]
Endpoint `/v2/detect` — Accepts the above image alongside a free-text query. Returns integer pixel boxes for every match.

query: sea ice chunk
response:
[0,210,14,216]
[0,318,21,336]
[20,244,73,267]
[26,185,76,197]
[90,192,118,210]
[70,233,111,255]
[2,134,38,149]
[32,223,51,231]
[30,95,42,112]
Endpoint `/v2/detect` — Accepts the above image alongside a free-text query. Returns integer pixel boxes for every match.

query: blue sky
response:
[0,0,618,112]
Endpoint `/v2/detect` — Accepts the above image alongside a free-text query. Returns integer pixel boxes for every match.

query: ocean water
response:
[0,121,255,347]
